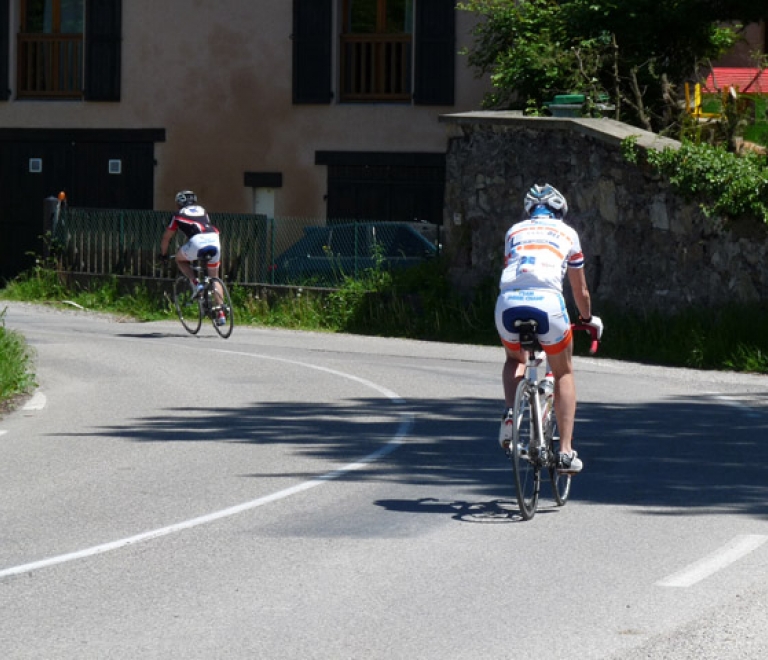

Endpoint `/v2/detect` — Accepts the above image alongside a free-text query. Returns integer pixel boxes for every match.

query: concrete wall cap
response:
[440,111,679,152]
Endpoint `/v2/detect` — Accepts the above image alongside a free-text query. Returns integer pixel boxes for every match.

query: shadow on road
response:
[62,391,768,521]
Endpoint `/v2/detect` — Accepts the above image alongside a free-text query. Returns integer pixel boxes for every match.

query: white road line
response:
[656,534,768,588]
[0,430,7,437]
[0,351,413,580]
[213,349,406,402]
[22,391,46,411]
[0,416,411,580]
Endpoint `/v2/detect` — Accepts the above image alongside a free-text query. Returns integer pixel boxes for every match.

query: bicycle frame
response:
[518,349,554,468]
[508,321,599,520]
[170,256,234,339]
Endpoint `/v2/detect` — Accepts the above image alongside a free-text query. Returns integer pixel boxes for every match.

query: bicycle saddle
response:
[196,246,217,262]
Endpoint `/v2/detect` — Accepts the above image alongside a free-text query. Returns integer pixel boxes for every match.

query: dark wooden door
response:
[0,128,163,282]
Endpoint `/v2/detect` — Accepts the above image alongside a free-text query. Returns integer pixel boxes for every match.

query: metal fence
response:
[51,207,441,287]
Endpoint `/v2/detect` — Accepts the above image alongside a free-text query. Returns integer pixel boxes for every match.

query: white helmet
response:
[175,190,197,208]
[523,183,568,219]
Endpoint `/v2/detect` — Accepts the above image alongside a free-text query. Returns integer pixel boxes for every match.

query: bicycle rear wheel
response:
[545,401,572,506]
[173,275,202,335]
[511,381,540,520]
[207,277,234,339]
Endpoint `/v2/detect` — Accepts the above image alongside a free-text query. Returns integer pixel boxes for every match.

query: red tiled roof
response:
[703,67,766,93]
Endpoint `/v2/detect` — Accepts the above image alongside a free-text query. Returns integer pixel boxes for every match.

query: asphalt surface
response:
[1,302,768,659]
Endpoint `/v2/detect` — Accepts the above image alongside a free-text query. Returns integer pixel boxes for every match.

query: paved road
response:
[1,302,768,659]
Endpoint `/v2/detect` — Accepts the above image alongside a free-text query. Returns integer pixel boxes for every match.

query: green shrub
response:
[597,302,768,372]
[623,137,768,221]
[0,308,36,406]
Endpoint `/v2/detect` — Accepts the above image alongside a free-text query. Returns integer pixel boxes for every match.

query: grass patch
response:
[743,122,768,145]
[1,264,172,322]
[597,302,768,372]
[0,307,37,414]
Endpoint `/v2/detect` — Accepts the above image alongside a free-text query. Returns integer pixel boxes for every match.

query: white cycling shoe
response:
[499,408,514,450]
[557,450,583,473]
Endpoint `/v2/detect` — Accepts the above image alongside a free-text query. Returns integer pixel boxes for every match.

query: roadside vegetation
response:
[459,1,768,224]
[458,0,764,136]
[622,136,768,221]
[1,254,767,416]
[0,307,37,414]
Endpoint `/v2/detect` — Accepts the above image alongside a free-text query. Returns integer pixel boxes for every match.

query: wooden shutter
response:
[292,0,332,104]
[85,0,122,101]
[414,0,456,106]
[0,0,8,100]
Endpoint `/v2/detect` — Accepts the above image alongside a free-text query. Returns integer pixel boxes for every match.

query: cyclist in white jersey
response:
[494,183,603,473]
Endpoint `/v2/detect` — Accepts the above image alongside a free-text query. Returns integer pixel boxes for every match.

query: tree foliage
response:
[458,0,767,133]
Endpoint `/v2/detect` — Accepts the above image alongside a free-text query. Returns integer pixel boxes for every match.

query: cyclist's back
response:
[168,203,219,240]
[499,212,583,294]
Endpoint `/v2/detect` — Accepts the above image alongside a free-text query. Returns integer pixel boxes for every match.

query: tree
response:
[458,0,766,133]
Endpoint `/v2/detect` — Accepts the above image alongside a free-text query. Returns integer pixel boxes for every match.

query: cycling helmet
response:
[175,190,197,208]
[523,183,568,219]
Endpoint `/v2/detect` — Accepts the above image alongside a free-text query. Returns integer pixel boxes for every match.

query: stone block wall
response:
[440,111,768,312]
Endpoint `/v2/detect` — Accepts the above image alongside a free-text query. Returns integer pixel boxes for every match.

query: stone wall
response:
[440,111,768,312]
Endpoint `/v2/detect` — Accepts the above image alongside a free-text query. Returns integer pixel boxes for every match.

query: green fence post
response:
[354,220,359,277]
[269,216,275,285]
[119,210,125,274]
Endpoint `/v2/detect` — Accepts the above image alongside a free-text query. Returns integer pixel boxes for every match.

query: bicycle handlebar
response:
[571,323,600,355]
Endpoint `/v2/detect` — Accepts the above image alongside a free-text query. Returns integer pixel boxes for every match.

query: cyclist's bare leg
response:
[175,249,195,282]
[546,343,576,454]
[207,264,224,306]
[502,345,528,407]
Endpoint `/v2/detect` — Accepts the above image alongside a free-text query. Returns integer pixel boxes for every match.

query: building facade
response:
[0,0,490,279]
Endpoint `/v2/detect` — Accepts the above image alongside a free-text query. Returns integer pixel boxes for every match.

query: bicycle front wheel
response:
[545,400,572,506]
[173,275,202,335]
[511,381,540,520]
[207,277,234,339]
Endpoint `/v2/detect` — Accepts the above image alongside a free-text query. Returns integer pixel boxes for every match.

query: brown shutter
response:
[84,0,122,101]
[414,0,456,106]
[292,0,333,104]
[0,0,9,100]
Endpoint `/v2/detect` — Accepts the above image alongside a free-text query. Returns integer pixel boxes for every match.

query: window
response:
[340,0,413,101]
[18,0,84,98]
[293,0,455,106]
[5,0,122,101]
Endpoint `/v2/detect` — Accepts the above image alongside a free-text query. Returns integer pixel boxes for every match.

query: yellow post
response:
[694,83,702,117]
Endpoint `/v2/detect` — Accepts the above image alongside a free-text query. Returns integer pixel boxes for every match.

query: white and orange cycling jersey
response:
[499,216,584,293]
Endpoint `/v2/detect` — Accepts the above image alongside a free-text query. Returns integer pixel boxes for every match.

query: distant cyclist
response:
[159,190,226,326]
[494,183,603,473]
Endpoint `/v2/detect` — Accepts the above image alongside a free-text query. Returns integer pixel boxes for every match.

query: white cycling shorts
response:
[494,288,572,355]
[179,233,221,267]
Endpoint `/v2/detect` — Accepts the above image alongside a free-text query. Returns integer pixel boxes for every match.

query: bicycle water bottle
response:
[539,372,554,397]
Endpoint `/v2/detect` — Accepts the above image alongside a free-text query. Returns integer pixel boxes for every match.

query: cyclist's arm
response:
[159,227,176,257]
[567,266,591,321]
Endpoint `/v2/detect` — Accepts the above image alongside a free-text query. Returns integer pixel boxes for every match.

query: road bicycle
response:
[171,253,234,339]
[503,321,599,520]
